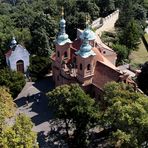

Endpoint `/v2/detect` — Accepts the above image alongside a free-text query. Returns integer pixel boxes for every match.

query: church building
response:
[51,12,131,99]
[5,37,30,73]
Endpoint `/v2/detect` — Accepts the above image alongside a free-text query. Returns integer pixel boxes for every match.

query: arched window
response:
[16,60,24,73]
[64,51,67,58]
[73,57,76,63]
[87,64,91,70]
[57,51,60,57]
[80,64,82,70]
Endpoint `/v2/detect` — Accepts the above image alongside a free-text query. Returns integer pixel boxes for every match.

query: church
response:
[5,37,30,73]
[50,12,133,99]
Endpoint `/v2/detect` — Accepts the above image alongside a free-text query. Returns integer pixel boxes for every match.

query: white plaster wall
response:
[8,45,30,72]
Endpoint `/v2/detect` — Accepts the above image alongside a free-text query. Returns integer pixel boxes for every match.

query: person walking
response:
[26,93,30,106]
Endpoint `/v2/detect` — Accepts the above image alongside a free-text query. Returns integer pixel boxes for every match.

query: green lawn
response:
[129,39,148,69]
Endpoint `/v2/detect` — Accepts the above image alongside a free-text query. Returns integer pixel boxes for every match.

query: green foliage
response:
[0,68,25,98]
[101,82,148,147]
[30,13,58,55]
[98,0,116,16]
[47,84,99,147]
[118,19,143,50]
[1,114,37,148]
[112,44,129,65]
[0,87,37,148]
[29,56,52,81]
[0,86,16,126]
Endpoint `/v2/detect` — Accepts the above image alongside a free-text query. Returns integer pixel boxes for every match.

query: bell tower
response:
[55,7,72,69]
[75,16,96,85]
[52,7,72,86]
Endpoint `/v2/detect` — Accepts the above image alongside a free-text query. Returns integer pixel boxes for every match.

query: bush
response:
[29,55,52,81]
[0,68,25,98]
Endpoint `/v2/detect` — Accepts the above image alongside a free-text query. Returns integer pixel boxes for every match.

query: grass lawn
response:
[129,39,148,70]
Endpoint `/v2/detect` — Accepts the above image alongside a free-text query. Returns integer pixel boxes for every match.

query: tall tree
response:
[118,19,142,50]
[0,68,25,98]
[47,84,99,147]
[0,87,37,148]
[100,82,148,147]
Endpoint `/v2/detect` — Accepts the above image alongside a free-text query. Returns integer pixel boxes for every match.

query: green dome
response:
[80,28,95,40]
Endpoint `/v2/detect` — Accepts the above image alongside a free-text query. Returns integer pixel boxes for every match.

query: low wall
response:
[92,10,119,35]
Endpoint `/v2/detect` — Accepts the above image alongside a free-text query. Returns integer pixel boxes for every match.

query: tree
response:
[30,13,58,55]
[118,19,142,50]
[0,86,16,127]
[0,68,25,98]
[100,82,148,147]
[137,61,148,95]
[47,84,99,147]
[112,44,129,65]
[29,55,52,81]
[1,114,37,148]
[97,0,116,16]
[0,87,37,148]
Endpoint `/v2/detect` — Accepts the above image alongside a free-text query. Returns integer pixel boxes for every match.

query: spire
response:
[59,7,66,34]
[85,14,90,29]
[10,37,17,49]
[80,14,95,41]
[56,7,72,45]
[61,6,64,18]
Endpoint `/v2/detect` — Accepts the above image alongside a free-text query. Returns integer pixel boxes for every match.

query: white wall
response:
[8,45,30,72]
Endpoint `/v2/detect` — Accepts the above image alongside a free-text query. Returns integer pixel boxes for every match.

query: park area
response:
[129,39,148,70]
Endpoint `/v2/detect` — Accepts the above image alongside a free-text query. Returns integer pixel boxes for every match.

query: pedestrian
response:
[26,93,30,106]
[36,93,40,104]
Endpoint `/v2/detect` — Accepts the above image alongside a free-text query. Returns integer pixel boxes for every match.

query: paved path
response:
[14,76,64,147]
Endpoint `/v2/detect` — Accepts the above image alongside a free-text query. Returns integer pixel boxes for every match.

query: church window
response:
[87,64,91,70]
[57,51,60,57]
[80,64,82,70]
[64,51,67,58]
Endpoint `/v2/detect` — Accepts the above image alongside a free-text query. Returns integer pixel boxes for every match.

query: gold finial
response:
[85,15,88,26]
[87,14,90,24]
[85,14,90,27]
[61,6,64,17]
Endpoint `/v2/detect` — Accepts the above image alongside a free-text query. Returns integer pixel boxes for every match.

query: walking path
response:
[14,76,62,147]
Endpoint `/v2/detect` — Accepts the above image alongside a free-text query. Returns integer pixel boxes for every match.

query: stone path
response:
[14,76,62,147]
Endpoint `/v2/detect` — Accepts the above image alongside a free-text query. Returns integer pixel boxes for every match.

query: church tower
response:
[75,16,96,85]
[53,7,72,86]
[55,7,72,69]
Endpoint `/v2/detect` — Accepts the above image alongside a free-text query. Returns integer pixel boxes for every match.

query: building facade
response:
[5,37,30,73]
[51,15,129,99]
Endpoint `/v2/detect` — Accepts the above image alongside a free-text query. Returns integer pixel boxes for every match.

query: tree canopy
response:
[0,68,25,98]
[47,83,99,147]
[0,87,37,148]
[100,82,148,147]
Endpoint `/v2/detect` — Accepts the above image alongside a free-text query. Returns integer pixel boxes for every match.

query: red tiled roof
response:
[5,49,12,58]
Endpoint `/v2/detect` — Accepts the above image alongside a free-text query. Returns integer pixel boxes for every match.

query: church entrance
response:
[16,60,24,73]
